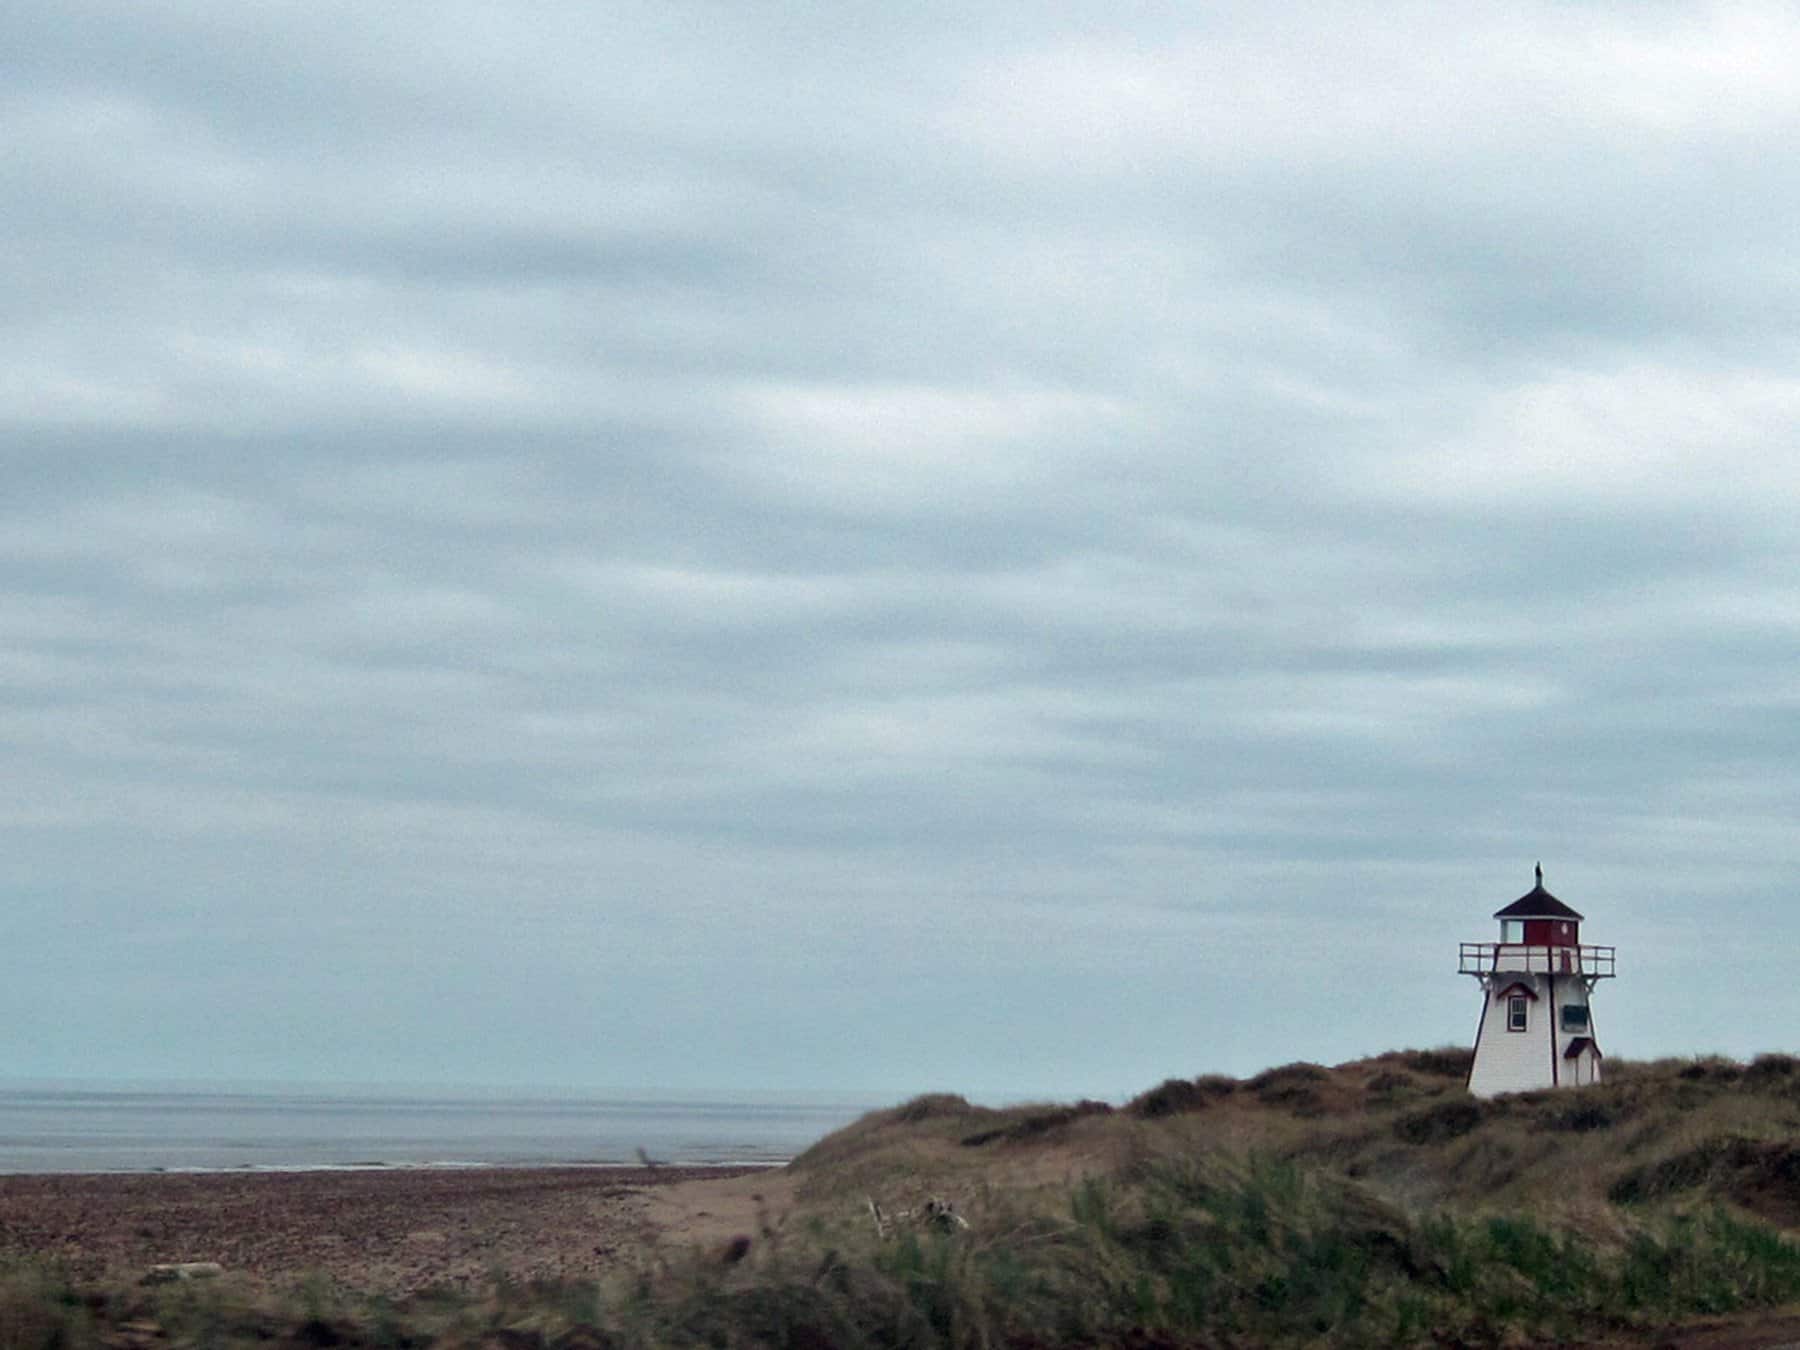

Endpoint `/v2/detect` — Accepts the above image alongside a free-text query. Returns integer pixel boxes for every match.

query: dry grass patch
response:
[25,1049,1800,1348]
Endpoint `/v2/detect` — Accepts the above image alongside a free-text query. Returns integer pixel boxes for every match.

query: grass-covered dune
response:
[795,1049,1800,1224]
[14,1050,1800,1348]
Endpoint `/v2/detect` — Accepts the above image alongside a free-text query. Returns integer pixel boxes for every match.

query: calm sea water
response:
[0,1083,883,1174]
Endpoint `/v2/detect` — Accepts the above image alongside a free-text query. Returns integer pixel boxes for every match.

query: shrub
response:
[1364,1070,1417,1098]
[1678,1058,1742,1082]
[960,1100,1112,1148]
[1742,1054,1800,1091]
[892,1094,974,1124]
[1541,1100,1625,1133]
[1247,1064,1333,1118]
[0,1264,91,1350]
[1383,1047,1473,1079]
[1127,1077,1235,1120]
[1609,1136,1764,1204]
[1246,1063,1328,1092]
[1394,1100,1483,1146]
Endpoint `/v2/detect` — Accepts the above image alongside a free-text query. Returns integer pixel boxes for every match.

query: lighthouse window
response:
[1501,920,1525,943]
[1561,1004,1589,1032]
[1507,996,1528,1032]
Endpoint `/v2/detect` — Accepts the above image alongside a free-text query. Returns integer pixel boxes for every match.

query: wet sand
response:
[0,1165,791,1292]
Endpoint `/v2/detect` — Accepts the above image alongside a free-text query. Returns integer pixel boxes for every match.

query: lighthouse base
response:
[1467,971,1603,1098]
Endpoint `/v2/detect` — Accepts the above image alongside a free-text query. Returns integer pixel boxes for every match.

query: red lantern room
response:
[1491,863,1581,948]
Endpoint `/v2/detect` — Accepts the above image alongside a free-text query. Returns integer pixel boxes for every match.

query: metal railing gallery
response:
[1457,943,1616,978]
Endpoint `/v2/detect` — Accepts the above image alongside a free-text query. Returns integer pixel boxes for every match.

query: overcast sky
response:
[7,1,1800,1099]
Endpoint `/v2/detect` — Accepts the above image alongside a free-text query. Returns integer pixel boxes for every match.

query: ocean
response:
[0,1083,884,1174]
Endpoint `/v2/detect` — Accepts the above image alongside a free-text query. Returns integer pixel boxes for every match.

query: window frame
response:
[1507,995,1529,1033]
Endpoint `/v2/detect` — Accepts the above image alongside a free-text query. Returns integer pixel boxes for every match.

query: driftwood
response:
[142,1262,224,1284]
[866,1195,969,1239]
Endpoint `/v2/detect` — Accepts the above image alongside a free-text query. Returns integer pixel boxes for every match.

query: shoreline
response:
[0,1082,866,1183]
[0,1157,790,1178]
[0,1163,787,1292]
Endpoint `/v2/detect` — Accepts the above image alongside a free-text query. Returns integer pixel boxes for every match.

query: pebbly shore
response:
[0,1165,770,1292]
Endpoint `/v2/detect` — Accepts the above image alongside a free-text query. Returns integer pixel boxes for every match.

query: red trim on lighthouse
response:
[1493,981,1538,1002]
[1547,973,1559,1087]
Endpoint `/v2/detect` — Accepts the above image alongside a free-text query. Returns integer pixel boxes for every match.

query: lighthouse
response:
[1459,865,1615,1098]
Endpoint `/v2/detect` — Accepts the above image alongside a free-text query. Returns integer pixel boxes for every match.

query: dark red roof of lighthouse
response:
[1491,863,1584,922]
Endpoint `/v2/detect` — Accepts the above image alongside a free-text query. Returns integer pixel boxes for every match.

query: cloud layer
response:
[8,1,1800,1095]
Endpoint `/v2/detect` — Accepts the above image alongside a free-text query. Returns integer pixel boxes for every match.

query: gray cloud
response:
[7,1,1800,1095]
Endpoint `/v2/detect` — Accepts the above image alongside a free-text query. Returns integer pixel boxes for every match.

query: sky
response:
[7,1,1800,1100]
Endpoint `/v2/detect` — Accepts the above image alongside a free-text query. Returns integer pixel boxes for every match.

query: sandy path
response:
[637,1167,798,1250]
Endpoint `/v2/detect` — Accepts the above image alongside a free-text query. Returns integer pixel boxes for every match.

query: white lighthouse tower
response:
[1460,865,1615,1098]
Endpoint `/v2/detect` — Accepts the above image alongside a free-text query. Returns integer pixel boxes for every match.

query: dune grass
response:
[15,1050,1800,1347]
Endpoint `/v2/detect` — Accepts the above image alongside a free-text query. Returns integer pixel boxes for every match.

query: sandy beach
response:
[0,1165,793,1293]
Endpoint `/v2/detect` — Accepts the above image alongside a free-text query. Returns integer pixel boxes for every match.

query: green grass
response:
[18,1049,1800,1346]
[13,1186,1800,1348]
